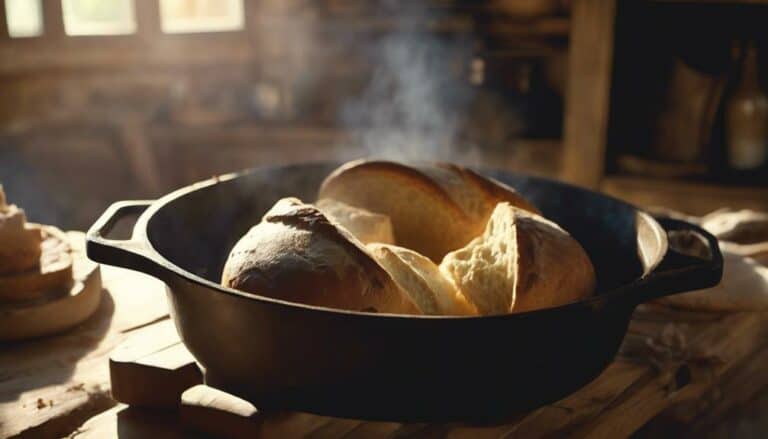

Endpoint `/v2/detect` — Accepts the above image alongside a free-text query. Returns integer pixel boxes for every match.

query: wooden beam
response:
[135,0,161,41]
[41,0,65,38]
[561,0,617,188]
[0,0,9,40]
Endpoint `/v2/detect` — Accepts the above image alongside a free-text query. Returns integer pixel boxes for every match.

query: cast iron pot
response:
[86,162,722,423]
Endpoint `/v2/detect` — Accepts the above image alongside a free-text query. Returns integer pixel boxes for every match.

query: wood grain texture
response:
[561,0,617,188]
[110,321,202,408]
[0,236,168,438]
[3,237,768,438]
[90,305,768,439]
[602,176,768,216]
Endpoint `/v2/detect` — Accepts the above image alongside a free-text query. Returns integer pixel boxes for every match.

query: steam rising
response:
[340,3,477,164]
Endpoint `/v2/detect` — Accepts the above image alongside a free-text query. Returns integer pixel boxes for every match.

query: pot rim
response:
[129,162,672,321]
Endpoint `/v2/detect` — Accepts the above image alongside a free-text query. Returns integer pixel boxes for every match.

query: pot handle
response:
[86,200,169,282]
[632,217,724,304]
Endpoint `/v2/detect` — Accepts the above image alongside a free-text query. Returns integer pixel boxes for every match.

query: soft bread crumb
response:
[369,243,477,316]
[440,203,518,314]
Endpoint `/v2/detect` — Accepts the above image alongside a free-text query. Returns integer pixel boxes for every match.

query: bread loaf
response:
[318,160,539,262]
[440,203,595,314]
[368,243,476,316]
[0,185,43,274]
[315,198,394,245]
[0,225,73,302]
[221,198,420,315]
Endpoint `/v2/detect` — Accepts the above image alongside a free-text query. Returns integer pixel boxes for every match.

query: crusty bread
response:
[368,243,477,316]
[221,198,420,315]
[315,198,394,245]
[441,203,595,314]
[0,185,43,274]
[318,160,539,262]
[0,225,73,302]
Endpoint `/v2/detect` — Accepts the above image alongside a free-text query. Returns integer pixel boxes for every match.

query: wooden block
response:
[110,320,202,408]
[0,231,101,340]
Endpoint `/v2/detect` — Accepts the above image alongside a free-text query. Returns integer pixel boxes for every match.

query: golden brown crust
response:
[318,160,539,262]
[320,160,470,221]
[0,225,74,302]
[439,203,595,315]
[0,225,43,275]
[512,210,595,313]
[454,165,541,216]
[262,198,396,289]
[222,198,420,315]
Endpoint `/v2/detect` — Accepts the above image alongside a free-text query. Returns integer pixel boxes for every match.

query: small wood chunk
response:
[0,225,73,302]
[0,231,101,340]
[180,385,262,439]
[110,320,202,408]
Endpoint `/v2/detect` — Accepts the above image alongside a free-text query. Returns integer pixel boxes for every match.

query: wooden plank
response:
[110,322,202,408]
[602,176,768,216]
[3,232,766,438]
[640,342,768,437]
[0,252,168,438]
[564,312,768,438]
[134,0,161,41]
[561,0,617,188]
[0,0,9,40]
[501,361,651,438]
[691,343,768,425]
[40,0,65,39]
[60,309,768,438]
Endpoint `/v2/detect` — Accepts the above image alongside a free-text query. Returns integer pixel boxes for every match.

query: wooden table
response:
[1,240,767,438]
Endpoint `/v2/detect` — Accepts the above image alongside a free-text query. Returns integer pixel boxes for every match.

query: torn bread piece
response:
[0,185,43,274]
[368,243,476,316]
[440,203,595,314]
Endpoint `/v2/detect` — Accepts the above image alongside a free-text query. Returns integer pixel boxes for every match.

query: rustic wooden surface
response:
[0,238,766,437]
[0,234,168,438]
[602,176,768,217]
[68,301,768,439]
[0,232,101,341]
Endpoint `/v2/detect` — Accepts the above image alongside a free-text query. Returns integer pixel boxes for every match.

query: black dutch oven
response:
[86,162,722,423]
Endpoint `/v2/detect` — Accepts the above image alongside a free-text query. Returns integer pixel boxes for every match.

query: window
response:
[160,0,244,34]
[62,0,136,36]
[5,0,43,38]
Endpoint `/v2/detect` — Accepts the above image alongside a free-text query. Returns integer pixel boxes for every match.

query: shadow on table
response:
[117,406,189,438]
[0,288,114,403]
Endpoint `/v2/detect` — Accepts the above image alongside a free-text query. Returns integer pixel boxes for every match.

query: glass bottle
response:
[725,40,768,170]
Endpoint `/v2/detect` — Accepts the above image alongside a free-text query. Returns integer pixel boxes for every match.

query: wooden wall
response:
[0,1,568,229]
